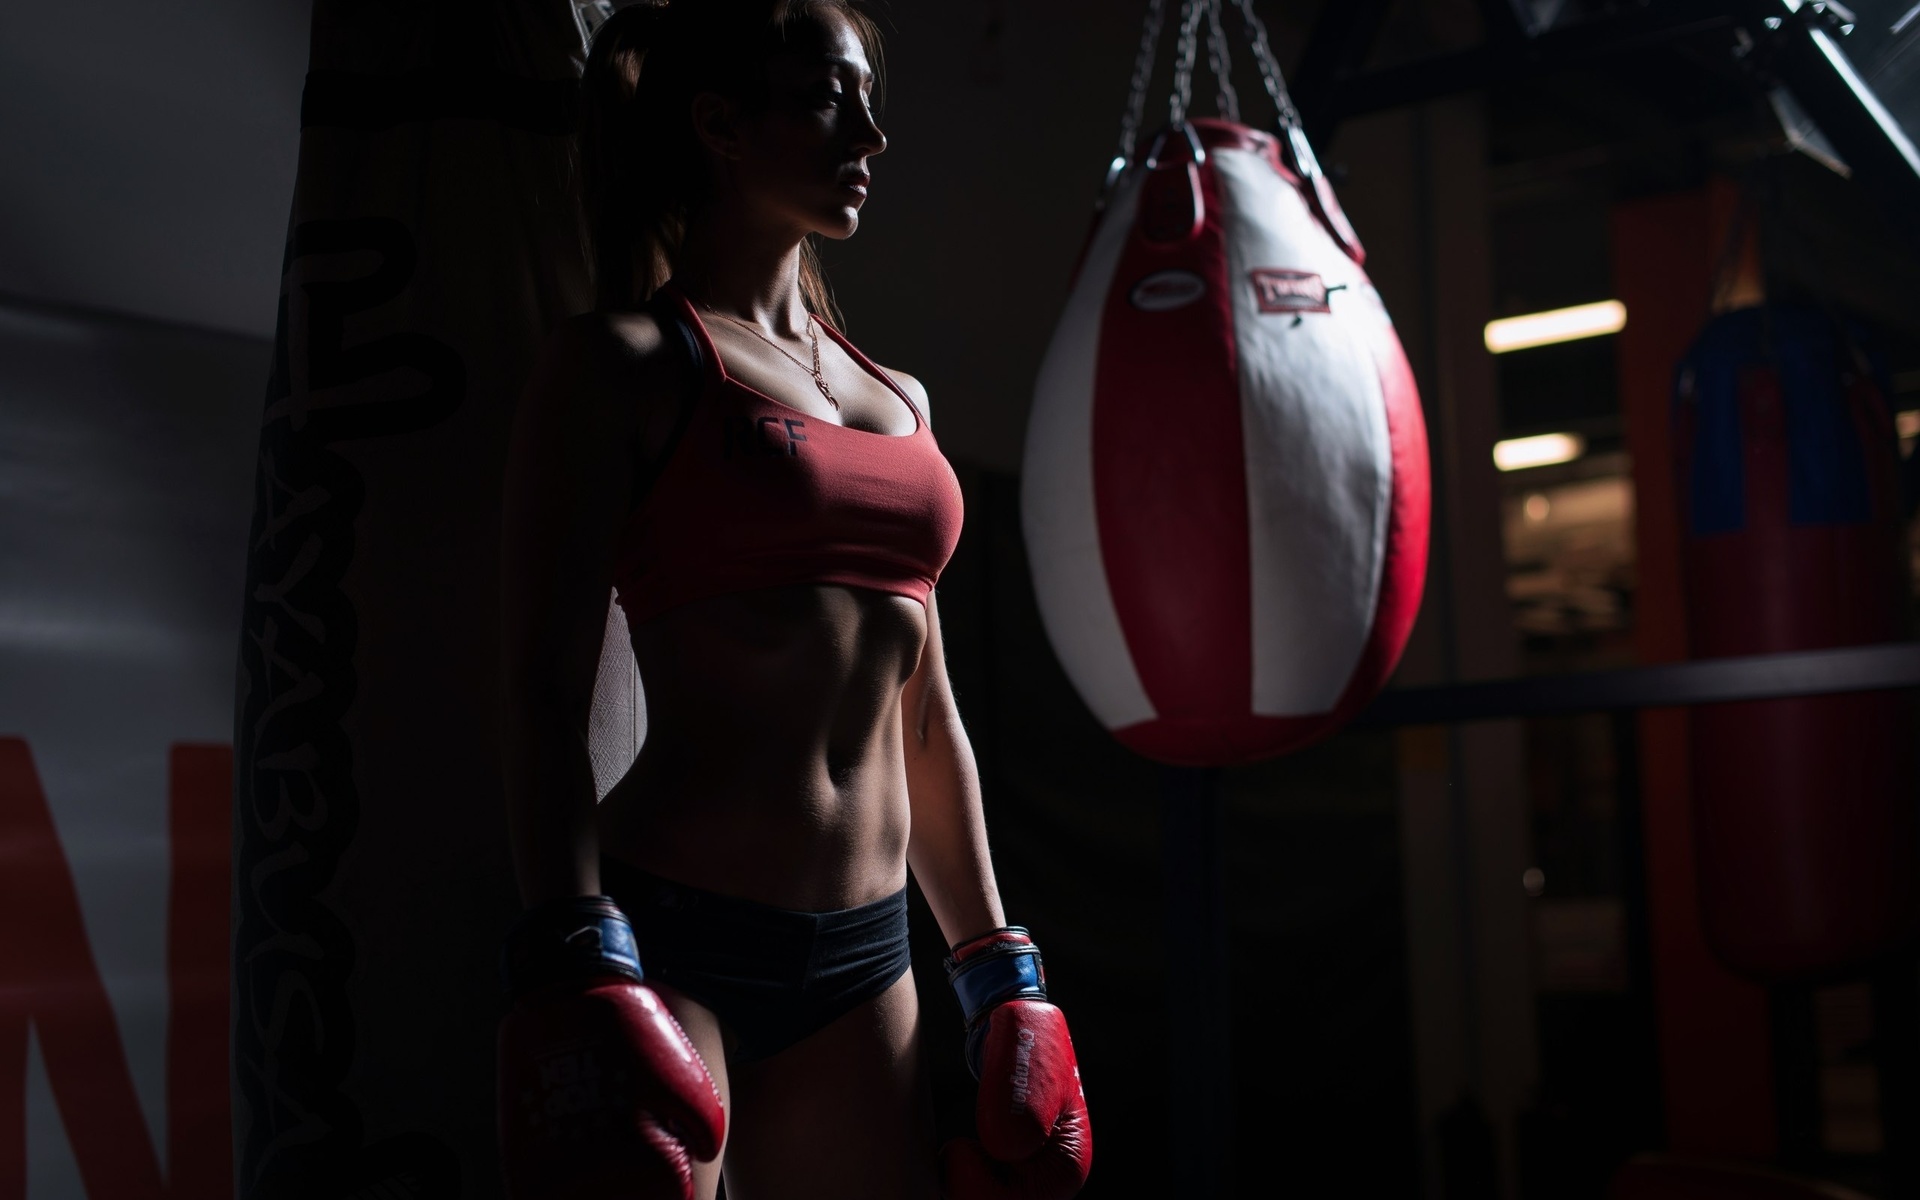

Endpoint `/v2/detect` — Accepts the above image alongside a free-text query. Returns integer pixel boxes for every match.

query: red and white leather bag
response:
[1021,0,1430,766]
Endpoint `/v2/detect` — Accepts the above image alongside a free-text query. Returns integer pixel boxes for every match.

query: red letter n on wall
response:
[0,738,231,1200]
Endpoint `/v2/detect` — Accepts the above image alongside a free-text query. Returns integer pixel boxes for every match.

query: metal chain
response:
[1230,0,1301,128]
[1102,0,1295,198]
[570,0,615,54]
[1169,0,1205,127]
[1113,0,1170,174]
[1204,0,1241,124]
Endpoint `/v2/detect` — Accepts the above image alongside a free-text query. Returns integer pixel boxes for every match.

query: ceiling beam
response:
[1316,2,1736,130]
[1757,4,1920,247]
[1477,0,1537,47]
[1289,0,1400,147]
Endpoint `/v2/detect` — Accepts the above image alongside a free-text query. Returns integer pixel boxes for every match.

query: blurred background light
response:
[1494,432,1588,471]
[1485,301,1628,353]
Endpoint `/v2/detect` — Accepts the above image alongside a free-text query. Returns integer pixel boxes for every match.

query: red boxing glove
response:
[941,930,1092,1199]
[497,897,725,1200]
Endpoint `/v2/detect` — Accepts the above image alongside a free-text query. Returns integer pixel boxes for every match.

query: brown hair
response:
[576,0,885,321]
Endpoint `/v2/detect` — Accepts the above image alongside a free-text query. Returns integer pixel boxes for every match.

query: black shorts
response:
[601,858,913,1062]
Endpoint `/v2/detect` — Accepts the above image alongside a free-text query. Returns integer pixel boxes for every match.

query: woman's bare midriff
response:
[594,581,927,912]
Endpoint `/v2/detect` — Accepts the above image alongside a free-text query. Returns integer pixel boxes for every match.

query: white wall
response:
[0,1,304,336]
[0,297,268,1195]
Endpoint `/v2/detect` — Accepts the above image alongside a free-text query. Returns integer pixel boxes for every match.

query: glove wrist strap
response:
[500,895,644,999]
[944,925,1048,1028]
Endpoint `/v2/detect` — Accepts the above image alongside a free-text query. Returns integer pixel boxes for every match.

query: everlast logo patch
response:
[1250,268,1344,314]
[724,414,807,458]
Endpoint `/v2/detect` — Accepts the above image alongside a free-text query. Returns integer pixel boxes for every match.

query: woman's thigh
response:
[722,970,937,1200]
[651,982,732,1200]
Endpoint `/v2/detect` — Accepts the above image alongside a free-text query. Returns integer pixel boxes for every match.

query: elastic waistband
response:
[601,857,907,935]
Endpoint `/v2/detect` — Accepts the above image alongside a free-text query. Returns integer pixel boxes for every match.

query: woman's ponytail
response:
[576,2,674,312]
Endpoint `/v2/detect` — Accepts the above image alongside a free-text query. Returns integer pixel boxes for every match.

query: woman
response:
[495,3,1091,1198]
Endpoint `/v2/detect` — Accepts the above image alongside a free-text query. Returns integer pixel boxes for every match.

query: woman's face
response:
[710,10,887,240]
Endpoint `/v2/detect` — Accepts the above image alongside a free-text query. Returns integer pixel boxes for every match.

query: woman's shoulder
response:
[533,307,698,414]
[876,364,931,425]
[547,308,683,379]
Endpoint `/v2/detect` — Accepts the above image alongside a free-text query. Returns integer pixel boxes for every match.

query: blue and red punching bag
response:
[1674,303,1918,982]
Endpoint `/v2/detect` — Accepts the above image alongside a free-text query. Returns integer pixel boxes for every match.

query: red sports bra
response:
[610,287,965,626]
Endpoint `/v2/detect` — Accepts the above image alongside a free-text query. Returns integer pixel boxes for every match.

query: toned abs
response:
[597,579,926,911]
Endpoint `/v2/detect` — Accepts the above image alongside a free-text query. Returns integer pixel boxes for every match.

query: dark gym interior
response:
[3,2,1919,1198]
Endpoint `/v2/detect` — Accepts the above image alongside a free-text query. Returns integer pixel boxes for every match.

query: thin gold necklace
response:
[695,297,840,411]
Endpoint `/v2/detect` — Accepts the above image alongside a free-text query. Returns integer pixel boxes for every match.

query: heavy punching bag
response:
[1022,0,1429,767]
[1674,303,1918,982]
[233,4,645,1196]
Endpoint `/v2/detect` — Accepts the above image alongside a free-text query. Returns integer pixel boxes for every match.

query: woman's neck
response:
[675,204,812,335]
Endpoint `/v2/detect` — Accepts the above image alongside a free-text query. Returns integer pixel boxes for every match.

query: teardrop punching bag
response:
[232,5,643,1196]
[1675,304,1918,982]
[1022,107,1430,767]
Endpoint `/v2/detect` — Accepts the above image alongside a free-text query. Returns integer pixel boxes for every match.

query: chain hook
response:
[1104,0,1312,205]
[1106,0,1170,200]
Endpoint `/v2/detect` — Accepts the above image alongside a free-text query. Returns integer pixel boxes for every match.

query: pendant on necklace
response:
[700,297,840,410]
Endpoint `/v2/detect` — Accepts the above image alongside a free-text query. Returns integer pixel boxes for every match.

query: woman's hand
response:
[499,978,725,1200]
[497,897,726,1200]
[939,930,1092,1199]
[942,1000,1091,1200]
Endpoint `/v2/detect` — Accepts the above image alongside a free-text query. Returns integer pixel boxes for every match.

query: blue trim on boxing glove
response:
[949,946,1045,1025]
[501,895,644,999]
[944,928,1049,1079]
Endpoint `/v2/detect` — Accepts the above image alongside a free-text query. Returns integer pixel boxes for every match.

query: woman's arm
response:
[881,367,1006,940]
[499,314,669,906]
[902,589,1008,945]
[886,367,1003,939]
